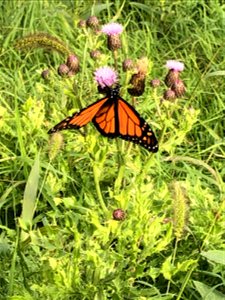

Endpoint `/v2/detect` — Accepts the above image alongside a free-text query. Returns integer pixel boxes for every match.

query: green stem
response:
[113,50,118,71]
[166,238,179,294]
[114,163,125,194]
[176,263,197,300]
[8,226,20,295]
[136,153,155,184]
[93,164,108,214]
[158,123,167,146]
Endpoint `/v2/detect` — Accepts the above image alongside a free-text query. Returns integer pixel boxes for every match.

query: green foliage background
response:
[0,0,225,299]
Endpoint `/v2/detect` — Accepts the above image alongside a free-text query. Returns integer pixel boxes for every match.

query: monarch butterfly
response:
[48,86,158,152]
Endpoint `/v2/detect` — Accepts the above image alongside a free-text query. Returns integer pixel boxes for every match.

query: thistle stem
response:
[93,163,108,214]
[113,50,118,71]
[166,238,178,294]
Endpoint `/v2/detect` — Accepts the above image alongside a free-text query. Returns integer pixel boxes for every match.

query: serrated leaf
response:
[161,255,174,280]
[176,259,197,273]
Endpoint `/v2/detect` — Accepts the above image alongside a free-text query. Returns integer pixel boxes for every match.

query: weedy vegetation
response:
[0,0,225,299]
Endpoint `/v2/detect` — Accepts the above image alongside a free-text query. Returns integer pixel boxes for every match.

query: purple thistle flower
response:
[101,22,123,35]
[94,66,118,88]
[166,60,184,72]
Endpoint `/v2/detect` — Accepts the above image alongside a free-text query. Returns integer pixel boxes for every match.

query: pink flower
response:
[101,23,123,35]
[94,66,118,88]
[166,60,184,72]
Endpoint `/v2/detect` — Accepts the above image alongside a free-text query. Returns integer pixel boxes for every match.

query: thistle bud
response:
[150,79,161,88]
[165,70,180,87]
[171,79,186,97]
[66,54,79,73]
[162,217,172,224]
[122,59,134,72]
[41,69,50,80]
[107,34,121,51]
[113,209,126,221]
[86,16,99,29]
[128,73,145,96]
[90,50,102,60]
[78,19,86,28]
[58,64,69,77]
[67,70,75,77]
[163,89,176,100]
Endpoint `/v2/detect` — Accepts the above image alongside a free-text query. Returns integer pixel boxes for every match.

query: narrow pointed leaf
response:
[21,153,40,227]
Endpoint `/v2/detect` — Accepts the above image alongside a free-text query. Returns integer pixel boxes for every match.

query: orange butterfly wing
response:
[117,98,158,152]
[92,100,117,137]
[93,97,158,152]
[48,96,109,134]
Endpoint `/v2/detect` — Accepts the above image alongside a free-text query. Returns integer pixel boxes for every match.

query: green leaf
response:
[176,259,198,273]
[161,256,174,280]
[201,250,225,265]
[130,2,151,15]
[21,153,40,228]
[193,281,225,300]
[205,71,225,77]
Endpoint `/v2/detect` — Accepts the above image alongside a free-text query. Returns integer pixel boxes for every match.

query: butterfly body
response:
[48,86,158,152]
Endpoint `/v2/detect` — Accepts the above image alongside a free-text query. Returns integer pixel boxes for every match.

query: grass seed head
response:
[172,181,189,240]
[49,132,64,160]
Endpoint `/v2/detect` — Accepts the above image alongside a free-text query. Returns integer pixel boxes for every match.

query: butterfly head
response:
[109,84,121,98]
